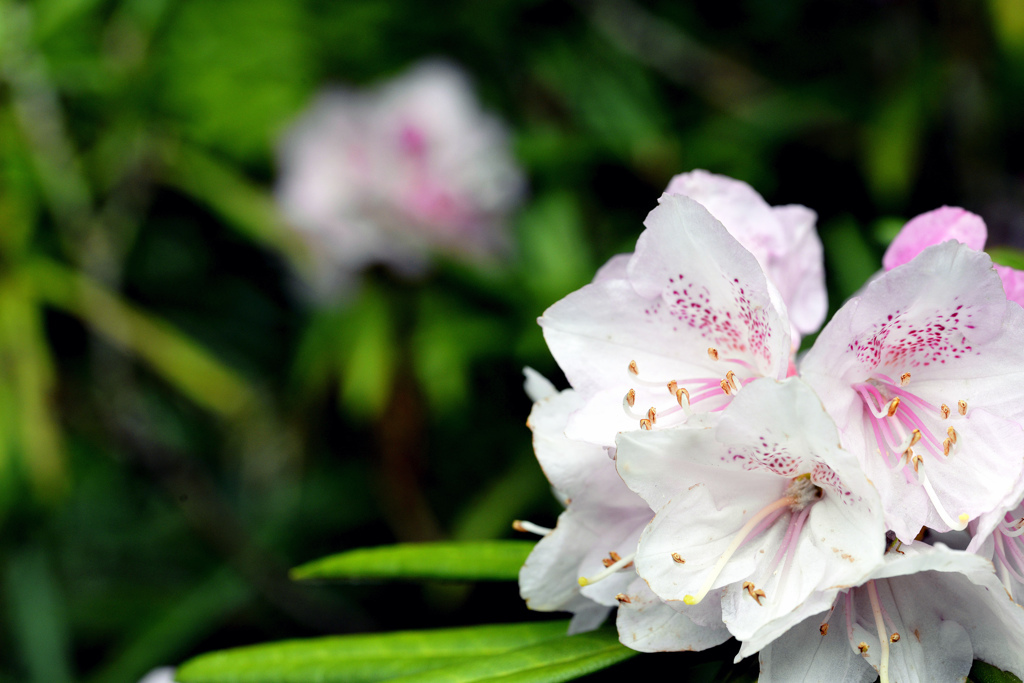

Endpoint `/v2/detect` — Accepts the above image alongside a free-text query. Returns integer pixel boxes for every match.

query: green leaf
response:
[821,216,879,305]
[337,287,397,420]
[176,621,571,683]
[988,246,1024,271]
[290,541,534,582]
[26,257,260,419]
[384,627,635,683]
[969,660,1024,683]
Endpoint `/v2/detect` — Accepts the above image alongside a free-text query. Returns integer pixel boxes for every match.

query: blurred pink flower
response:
[276,60,524,295]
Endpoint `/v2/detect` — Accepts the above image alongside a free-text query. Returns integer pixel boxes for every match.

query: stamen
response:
[628,360,639,375]
[890,633,900,643]
[720,379,732,396]
[940,403,950,420]
[917,464,969,530]
[819,603,836,637]
[602,551,623,567]
[888,396,900,417]
[513,520,552,536]
[947,426,957,445]
[1000,520,1024,537]
[683,495,796,605]
[958,400,968,416]
[867,580,890,683]
[893,428,921,455]
[615,593,630,604]
[708,347,719,361]
[625,389,635,408]
[671,553,685,563]
[622,392,647,421]
[726,370,740,393]
[943,438,951,456]
[640,418,652,430]
[900,372,911,386]
[858,642,869,655]
[742,581,766,605]
[820,624,829,635]
[676,387,691,411]
[647,407,657,424]
[578,552,636,586]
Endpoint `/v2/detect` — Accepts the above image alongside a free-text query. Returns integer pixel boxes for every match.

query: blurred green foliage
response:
[2,0,1024,681]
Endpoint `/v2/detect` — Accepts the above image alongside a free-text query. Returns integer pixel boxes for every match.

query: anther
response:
[602,551,623,568]
[667,380,678,395]
[647,407,657,424]
[625,389,636,408]
[708,347,719,361]
[721,378,731,395]
[676,387,690,408]
[820,624,829,636]
[958,400,967,416]
[910,452,922,473]
[943,438,952,456]
[890,633,900,643]
[887,397,900,417]
[640,418,652,430]
[900,372,911,386]
[742,581,766,605]
[578,552,636,586]
[726,370,740,393]
[947,426,957,445]
[512,520,553,536]
[628,360,639,375]
[615,593,631,604]
[671,553,685,564]
[940,403,950,420]
[858,642,869,654]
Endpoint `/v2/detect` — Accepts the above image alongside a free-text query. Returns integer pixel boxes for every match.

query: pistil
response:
[577,552,636,586]
[867,580,890,683]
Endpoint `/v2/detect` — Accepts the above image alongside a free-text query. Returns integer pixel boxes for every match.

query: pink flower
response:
[275,60,524,295]
[800,241,1024,543]
[665,170,827,344]
[883,206,1024,307]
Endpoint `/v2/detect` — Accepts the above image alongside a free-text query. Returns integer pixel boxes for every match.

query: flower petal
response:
[882,206,987,271]
[615,578,731,652]
[757,602,876,683]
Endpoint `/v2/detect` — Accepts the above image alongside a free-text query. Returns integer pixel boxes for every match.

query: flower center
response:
[622,349,758,430]
[853,372,969,530]
[682,475,822,606]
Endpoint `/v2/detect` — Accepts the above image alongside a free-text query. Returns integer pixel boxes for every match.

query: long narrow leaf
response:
[26,257,260,419]
[290,541,534,582]
[176,621,571,683]
[385,627,635,683]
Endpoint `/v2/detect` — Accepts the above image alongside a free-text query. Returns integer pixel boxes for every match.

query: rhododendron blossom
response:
[539,193,793,448]
[758,544,1024,683]
[276,60,523,295]
[801,241,1024,543]
[665,170,827,343]
[615,378,885,654]
[883,205,1024,307]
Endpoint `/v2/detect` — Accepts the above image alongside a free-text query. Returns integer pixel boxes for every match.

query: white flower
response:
[136,668,178,683]
[275,60,524,295]
[665,169,827,344]
[539,193,793,448]
[759,544,1024,683]
[615,377,886,655]
[800,241,1024,542]
[517,369,652,634]
[968,494,1024,604]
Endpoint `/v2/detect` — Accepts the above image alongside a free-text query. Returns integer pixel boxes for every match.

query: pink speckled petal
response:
[666,170,827,339]
[882,206,987,271]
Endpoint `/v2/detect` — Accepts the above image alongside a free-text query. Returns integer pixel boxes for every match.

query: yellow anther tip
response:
[959,513,969,523]
[683,595,697,605]
[577,577,589,587]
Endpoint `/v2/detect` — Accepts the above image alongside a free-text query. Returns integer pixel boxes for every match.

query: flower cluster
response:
[517,171,1024,682]
[275,60,524,297]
